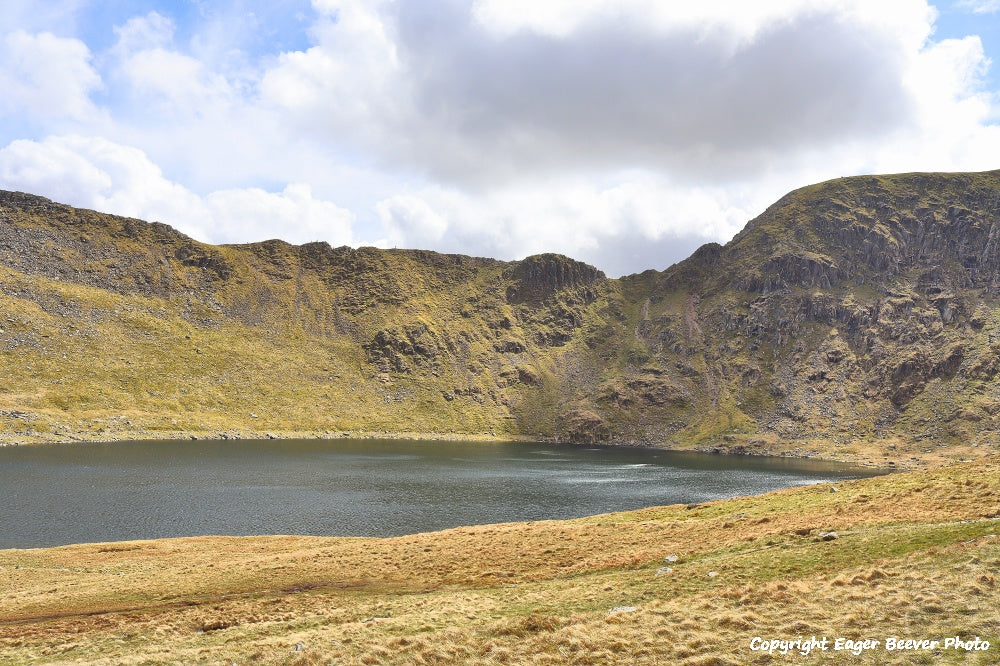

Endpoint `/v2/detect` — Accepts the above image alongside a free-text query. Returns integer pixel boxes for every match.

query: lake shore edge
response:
[0,424,985,470]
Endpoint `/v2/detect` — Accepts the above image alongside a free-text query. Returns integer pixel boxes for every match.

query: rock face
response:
[612,170,1000,452]
[4,170,1000,457]
[366,325,441,373]
[506,253,603,303]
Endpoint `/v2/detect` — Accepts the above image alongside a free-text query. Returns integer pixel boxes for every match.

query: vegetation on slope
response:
[4,171,1000,464]
[1,457,997,664]
[0,191,624,444]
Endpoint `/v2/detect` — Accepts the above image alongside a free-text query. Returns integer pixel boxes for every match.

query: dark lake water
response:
[0,438,880,548]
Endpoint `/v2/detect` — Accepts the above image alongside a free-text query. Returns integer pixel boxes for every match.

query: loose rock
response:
[608,606,637,616]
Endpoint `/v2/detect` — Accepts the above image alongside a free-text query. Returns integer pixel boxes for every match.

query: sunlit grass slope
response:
[0,191,627,445]
[1,457,997,664]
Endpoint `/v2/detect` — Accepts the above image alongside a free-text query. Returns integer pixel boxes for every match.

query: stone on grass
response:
[608,606,637,616]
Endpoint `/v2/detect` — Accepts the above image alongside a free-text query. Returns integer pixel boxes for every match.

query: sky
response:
[0,1,999,277]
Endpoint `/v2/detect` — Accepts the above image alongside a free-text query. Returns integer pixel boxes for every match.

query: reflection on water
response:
[0,438,882,548]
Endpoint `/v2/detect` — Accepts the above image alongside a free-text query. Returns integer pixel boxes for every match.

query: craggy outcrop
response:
[505,253,604,303]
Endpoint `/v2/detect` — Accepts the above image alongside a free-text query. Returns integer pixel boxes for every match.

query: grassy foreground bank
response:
[1,457,998,665]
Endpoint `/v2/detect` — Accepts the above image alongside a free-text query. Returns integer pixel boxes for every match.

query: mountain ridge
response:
[4,170,1000,467]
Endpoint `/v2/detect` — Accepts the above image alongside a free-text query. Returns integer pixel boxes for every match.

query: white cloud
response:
[849,35,1000,175]
[0,31,101,123]
[0,136,357,248]
[0,0,999,276]
[109,12,236,122]
[119,47,234,118]
[377,195,449,246]
[205,183,355,246]
[371,174,765,275]
[0,135,211,239]
[259,0,400,145]
[956,0,1000,13]
[907,36,992,125]
[112,11,175,56]
[259,0,944,189]
[0,0,88,37]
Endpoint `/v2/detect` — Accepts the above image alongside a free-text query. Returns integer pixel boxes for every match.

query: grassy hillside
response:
[5,171,1000,465]
[1,456,997,664]
[0,190,623,443]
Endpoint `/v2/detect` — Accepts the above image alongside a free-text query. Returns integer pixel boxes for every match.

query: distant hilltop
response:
[3,170,1000,466]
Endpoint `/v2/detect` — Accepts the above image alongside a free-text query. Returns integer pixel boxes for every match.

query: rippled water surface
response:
[0,438,880,547]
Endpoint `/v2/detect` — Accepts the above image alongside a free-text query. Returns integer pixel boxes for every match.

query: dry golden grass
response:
[1,457,998,664]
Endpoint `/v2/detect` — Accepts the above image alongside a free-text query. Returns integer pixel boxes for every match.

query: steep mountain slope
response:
[0,190,625,443]
[617,171,1000,462]
[2,170,1000,464]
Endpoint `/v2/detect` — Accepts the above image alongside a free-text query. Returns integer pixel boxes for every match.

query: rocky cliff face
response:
[3,171,1000,464]
[612,170,1000,461]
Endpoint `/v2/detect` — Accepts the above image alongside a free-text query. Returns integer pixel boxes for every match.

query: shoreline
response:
[0,425,984,471]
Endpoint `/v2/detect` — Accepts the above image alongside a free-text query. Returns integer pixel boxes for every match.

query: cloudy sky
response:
[1,0,999,276]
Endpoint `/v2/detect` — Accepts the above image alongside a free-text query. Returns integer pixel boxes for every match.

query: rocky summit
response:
[3,170,1000,465]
